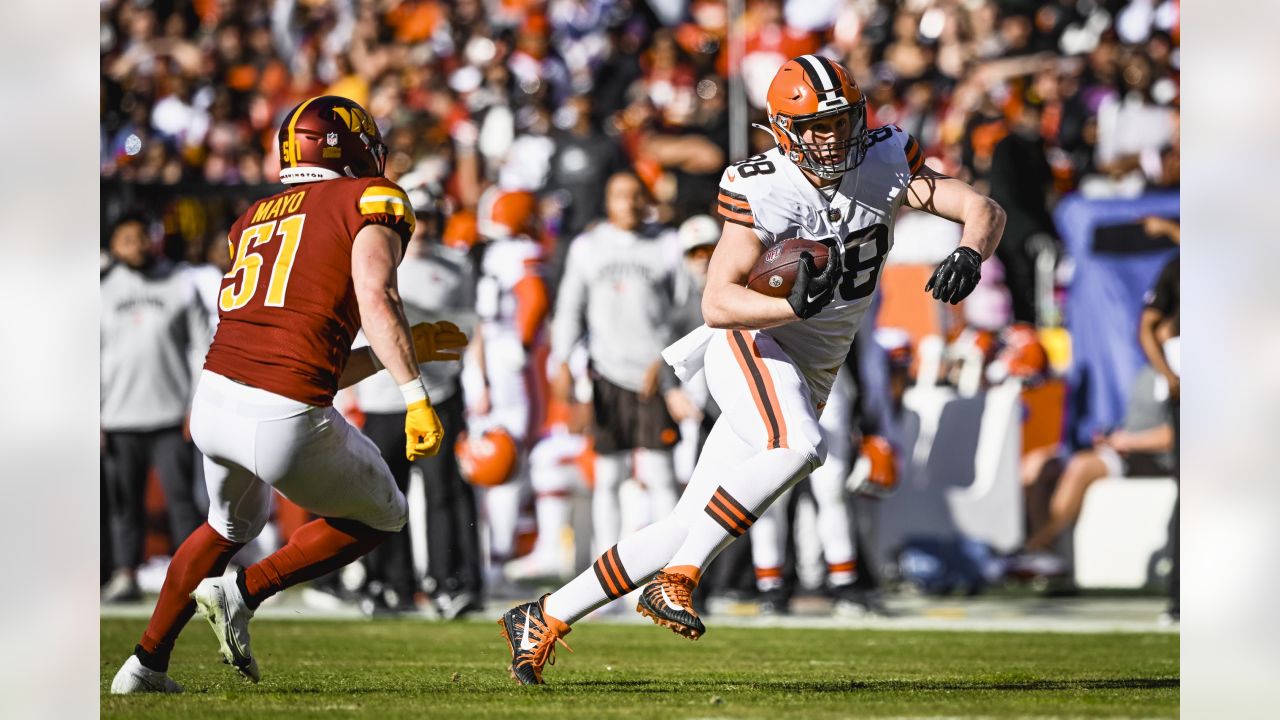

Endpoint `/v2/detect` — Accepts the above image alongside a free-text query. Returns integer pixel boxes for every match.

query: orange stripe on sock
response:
[593,555,621,598]
[705,499,741,531]
[712,490,749,524]
[755,566,783,580]
[828,561,857,574]
[605,548,634,594]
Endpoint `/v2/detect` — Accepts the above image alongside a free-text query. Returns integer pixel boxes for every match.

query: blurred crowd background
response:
[100,0,1180,619]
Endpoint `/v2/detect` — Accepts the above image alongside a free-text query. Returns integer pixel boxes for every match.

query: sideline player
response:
[459,188,551,592]
[111,96,463,693]
[497,55,1005,684]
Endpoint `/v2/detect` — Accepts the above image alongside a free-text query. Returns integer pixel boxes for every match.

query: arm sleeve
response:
[550,239,588,364]
[716,166,755,228]
[902,133,926,178]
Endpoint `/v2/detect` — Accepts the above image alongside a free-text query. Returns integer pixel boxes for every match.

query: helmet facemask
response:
[771,98,868,180]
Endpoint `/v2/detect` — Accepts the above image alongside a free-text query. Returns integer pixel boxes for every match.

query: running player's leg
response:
[121,377,266,680]
[238,406,406,608]
[540,417,751,624]
[663,330,825,576]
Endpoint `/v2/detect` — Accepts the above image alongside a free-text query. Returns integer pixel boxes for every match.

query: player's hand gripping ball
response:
[746,238,843,319]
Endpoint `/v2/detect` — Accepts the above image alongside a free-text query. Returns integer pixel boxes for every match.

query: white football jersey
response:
[476,236,545,376]
[716,125,924,396]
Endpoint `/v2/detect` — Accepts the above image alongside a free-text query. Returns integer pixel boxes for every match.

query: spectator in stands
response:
[1139,216,1179,621]
[987,100,1058,325]
[101,214,211,602]
[1013,364,1175,578]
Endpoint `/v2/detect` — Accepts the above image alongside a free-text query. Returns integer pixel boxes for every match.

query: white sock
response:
[750,494,790,591]
[635,448,678,523]
[482,480,523,562]
[590,452,630,555]
[810,452,856,585]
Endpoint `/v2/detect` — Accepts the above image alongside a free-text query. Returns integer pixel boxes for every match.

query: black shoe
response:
[497,595,572,686]
[637,571,707,639]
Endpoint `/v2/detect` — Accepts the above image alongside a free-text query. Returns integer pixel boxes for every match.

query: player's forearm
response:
[357,287,420,387]
[337,347,380,390]
[958,195,1005,261]
[702,283,797,330]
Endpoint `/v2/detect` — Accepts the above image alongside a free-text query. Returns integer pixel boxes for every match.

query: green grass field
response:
[101,617,1178,719]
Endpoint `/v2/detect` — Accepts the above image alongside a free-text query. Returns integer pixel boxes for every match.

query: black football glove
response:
[925,246,983,304]
[787,250,844,319]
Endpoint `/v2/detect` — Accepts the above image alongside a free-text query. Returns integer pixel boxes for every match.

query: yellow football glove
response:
[405,399,444,460]
[411,321,469,363]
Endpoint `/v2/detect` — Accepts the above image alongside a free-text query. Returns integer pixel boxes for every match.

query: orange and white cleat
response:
[497,594,573,685]
[637,569,706,640]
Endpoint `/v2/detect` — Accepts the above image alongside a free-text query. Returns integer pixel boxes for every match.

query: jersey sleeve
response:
[902,132,925,177]
[716,166,756,228]
[356,178,416,247]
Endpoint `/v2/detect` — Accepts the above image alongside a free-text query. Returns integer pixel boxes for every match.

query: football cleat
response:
[497,595,572,686]
[637,571,706,640]
[109,655,183,694]
[191,574,260,683]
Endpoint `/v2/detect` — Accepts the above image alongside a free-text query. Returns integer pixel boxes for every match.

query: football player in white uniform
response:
[459,188,550,585]
[497,55,1004,685]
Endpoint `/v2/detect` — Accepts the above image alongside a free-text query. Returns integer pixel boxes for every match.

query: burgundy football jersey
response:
[204,176,414,406]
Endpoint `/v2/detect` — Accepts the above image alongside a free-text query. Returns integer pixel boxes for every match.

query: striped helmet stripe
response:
[796,54,834,92]
[285,97,320,168]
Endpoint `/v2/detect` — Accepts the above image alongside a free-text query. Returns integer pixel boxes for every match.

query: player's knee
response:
[209,507,268,544]
[790,433,827,475]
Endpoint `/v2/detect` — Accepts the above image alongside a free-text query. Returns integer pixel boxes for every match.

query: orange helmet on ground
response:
[477,187,540,240]
[849,435,898,498]
[277,95,387,185]
[764,55,868,180]
[456,428,519,487]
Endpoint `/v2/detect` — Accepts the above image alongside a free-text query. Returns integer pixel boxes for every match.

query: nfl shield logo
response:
[326,132,339,147]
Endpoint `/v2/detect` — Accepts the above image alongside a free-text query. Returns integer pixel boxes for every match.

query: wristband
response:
[399,376,431,408]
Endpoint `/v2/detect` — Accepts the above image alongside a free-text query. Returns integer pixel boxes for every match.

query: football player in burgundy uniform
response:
[111,96,464,693]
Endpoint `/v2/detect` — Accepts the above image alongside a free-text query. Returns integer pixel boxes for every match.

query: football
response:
[746,238,831,298]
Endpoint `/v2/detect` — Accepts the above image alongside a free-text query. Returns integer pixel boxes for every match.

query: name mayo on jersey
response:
[204,176,415,407]
[716,125,922,383]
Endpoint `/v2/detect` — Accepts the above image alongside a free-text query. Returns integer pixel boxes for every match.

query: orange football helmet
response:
[277,95,387,185]
[764,55,868,180]
[994,323,1050,380]
[456,428,520,487]
[442,209,479,249]
[849,435,899,498]
[477,187,540,241]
